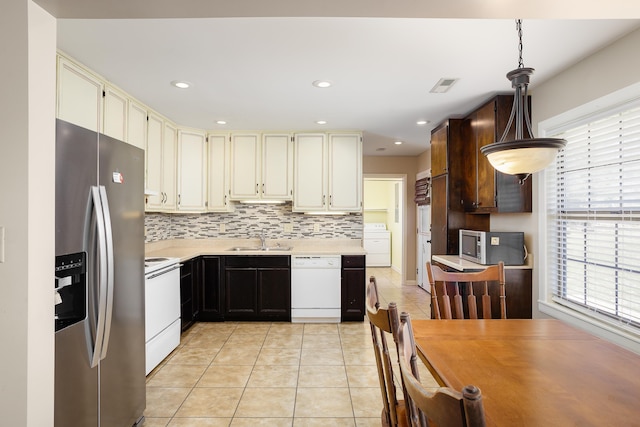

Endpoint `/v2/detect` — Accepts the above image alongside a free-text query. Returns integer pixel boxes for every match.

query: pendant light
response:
[480,19,566,184]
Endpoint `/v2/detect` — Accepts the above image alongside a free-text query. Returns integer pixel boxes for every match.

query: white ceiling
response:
[54,14,640,156]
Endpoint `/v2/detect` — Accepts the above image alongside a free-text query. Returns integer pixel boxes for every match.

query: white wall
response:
[492,27,640,319]
[0,1,56,425]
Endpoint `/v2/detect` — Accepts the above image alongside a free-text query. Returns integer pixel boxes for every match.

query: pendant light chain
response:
[517,19,524,69]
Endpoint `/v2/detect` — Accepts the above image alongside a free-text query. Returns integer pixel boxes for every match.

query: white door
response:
[417,204,432,290]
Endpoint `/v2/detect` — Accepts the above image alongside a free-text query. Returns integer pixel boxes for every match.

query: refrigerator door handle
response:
[98,186,115,360]
[87,186,109,368]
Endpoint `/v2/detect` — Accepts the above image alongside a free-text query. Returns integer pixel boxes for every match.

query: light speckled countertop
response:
[432,254,533,271]
[146,238,366,262]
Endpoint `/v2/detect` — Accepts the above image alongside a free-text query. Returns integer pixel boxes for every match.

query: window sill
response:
[538,300,640,355]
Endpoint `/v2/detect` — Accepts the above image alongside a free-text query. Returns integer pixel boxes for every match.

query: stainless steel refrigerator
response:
[54,119,145,427]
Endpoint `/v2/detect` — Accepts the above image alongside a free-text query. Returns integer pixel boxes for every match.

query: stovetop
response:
[144,256,180,275]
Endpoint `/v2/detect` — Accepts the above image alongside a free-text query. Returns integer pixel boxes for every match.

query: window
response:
[545,102,640,334]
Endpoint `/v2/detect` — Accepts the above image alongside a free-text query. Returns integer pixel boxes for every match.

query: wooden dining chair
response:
[397,312,487,427]
[426,262,506,319]
[366,276,421,427]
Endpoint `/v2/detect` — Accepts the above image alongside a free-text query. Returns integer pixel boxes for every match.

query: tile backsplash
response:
[145,203,363,243]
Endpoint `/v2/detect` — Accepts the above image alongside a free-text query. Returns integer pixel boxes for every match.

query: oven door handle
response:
[145,264,182,280]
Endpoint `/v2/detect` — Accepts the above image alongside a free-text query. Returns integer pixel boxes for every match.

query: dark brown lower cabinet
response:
[198,256,224,321]
[223,256,291,321]
[180,258,199,331]
[341,255,366,321]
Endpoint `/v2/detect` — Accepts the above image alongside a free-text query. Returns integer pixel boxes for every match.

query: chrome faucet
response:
[257,229,267,249]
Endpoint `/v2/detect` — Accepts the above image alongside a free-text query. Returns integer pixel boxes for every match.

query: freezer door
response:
[98,133,146,427]
[55,119,99,427]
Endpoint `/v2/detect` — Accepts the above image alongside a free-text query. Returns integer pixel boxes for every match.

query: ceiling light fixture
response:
[170,80,191,89]
[416,120,429,125]
[216,120,227,125]
[394,141,403,145]
[312,80,332,88]
[316,120,327,125]
[480,19,566,184]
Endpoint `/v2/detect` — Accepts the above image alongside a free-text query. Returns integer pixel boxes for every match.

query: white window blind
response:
[546,104,640,333]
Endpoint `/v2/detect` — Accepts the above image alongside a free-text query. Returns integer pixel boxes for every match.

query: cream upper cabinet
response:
[102,85,127,141]
[328,133,362,211]
[293,132,362,213]
[262,133,293,200]
[127,99,147,151]
[229,133,293,201]
[57,55,103,132]
[207,133,233,212]
[177,129,208,212]
[145,113,176,212]
[229,133,260,200]
[293,133,327,211]
[162,122,178,211]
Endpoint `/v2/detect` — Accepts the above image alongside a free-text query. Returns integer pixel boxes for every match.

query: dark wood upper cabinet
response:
[461,95,532,214]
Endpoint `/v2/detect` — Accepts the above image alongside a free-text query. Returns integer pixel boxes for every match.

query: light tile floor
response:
[144,267,437,427]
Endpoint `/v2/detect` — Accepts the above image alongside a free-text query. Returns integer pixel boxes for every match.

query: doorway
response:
[363,175,406,283]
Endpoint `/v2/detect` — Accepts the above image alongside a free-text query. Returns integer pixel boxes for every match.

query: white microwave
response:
[459,229,525,265]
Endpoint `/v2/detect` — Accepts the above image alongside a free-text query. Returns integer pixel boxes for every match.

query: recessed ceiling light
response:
[216,120,227,125]
[171,80,191,89]
[394,141,403,145]
[376,148,386,152]
[316,120,327,125]
[312,80,332,88]
[416,120,430,125]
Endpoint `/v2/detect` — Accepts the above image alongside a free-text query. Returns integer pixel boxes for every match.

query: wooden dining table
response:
[411,319,640,426]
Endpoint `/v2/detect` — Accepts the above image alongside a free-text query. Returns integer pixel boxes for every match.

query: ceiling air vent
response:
[430,78,459,93]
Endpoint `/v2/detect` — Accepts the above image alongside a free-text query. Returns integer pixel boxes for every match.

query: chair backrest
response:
[397,312,487,427]
[366,276,418,426]
[426,262,506,319]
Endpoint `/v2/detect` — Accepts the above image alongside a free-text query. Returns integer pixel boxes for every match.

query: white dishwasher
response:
[291,255,342,323]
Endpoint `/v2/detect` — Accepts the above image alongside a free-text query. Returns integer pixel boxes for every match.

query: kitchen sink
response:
[228,246,293,252]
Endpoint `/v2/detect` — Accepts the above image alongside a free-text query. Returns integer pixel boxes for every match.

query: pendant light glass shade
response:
[480,20,566,184]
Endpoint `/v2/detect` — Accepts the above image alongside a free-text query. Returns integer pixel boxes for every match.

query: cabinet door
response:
[57,56,103,132]
[180,260,196,332]
[103,85,128,141]
[177,129,207,211]
[230,133,260,200]
[474,101,498,210]
[224,268,258,317]
[127,99,147,151]
[430,174,448,256]
[293,133,327,212]
[257,268,291,319]
[329,133,362,212]
[145,113,164,210]
[208,133,232,212]
[341,256,366,321]
[162,122,178,211]
[262,134,293,200]
[430,123,448,176]
[199,256,223,321]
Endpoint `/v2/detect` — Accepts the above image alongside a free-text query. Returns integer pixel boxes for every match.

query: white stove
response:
[144,256,180,275]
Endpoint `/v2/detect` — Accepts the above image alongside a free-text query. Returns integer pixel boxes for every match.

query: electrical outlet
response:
[220,223,226,233]
[491,236,500,245]
[313,223,320,232]
[283,223,293,232]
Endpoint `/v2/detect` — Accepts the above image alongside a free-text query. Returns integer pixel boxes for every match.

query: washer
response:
[363,223,391,267]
